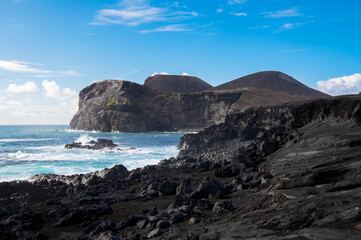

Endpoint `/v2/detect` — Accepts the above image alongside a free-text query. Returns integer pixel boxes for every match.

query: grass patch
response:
[106,98,116,106]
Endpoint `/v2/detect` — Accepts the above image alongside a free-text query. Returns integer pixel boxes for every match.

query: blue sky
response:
[0,0,360,124]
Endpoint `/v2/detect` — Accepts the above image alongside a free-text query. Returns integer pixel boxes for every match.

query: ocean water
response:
[0,125,184,182]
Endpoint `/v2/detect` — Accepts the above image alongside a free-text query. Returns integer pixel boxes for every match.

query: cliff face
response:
[70,80,241,132]
[70,72,329,132]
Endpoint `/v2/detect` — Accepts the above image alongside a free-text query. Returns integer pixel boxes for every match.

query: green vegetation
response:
[106,98,116,106]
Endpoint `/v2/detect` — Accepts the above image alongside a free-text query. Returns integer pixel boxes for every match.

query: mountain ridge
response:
[70,71,329,132]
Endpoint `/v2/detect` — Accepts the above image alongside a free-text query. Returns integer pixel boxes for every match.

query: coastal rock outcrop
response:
[1,95,361,239]
[70,80,242,132]
[65,139,117,150]
[70,71,328,132]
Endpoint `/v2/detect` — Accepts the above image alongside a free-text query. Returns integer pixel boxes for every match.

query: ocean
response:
[0,125,184,182]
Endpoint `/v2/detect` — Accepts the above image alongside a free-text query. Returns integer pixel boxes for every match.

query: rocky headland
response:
[1,94,361,240]
[70,71,329,132]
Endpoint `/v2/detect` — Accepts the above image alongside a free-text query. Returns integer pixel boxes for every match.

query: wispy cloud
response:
[317,73,361,96]
[91,0,198,26]
[5,81,38,94]
[140,24,191,34]
[0,60,51,74]
[250,25,270,30]
[273,22,311,33]
[232,12,247,16]
[261,7,302,18]
[59,70,82,77]
[228,0,247,5]
[216,9,224,13]
[0,60,81,77]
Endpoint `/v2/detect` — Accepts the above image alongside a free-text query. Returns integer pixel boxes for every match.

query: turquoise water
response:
[0,125,184,182]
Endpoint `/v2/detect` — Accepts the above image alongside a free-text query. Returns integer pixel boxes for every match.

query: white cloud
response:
[6,100,23,106]
[0,60,81,77]
[228,0,247,5]
[0,60,51,74]
[5,81,38,94]
[0,80,79,124]
[317,73,361,96]
[59,70,82,77]
[91,0,198,26]
[182,72,189,76]
[216,9,223,13]
[0,104,78,125]
[273,22,310,33]
[34,70,82,78]
[261,7,302,18]
[151,72,169,77]
[42,80,78,100]
[233,12,247,16]
[10,110,35,117]
[140,24,191,33]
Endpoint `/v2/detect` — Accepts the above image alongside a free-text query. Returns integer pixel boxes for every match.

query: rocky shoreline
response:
[1,95,361,239]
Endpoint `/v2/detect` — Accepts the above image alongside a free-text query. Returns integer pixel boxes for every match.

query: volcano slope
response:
[69,71,328,132]
[1,95,361,240]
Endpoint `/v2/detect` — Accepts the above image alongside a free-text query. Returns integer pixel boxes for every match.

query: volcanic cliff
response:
[70,71,328,132]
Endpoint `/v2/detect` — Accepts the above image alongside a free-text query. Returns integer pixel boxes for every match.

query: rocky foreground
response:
[1,95,361,240]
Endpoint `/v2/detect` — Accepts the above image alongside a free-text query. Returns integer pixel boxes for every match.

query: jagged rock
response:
[65,139,117,150]
[212,201,234,216]
[156,220,171,229]
[159,180,179,195]
[84,220,116,236]
[116,219,129,230]
[176,178,192,195]
[126,231,140,240]
[233,172,253,184]
[96,231,120,240]
[136,219,149,229]
[192,177,225,199]
[55,205,112,227]
[98,165,129,181]
[171,213,185,224]
[128,214,148,226]
[147,228,164,239]
[188,218,200,224]
[214,163,240,177]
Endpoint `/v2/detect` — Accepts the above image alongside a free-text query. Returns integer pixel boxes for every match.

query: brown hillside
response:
[144,74,212,93]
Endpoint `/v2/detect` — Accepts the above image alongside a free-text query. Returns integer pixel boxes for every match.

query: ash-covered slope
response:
[179,94,361,160]
[2,95,361,240]
[211,71,328,98]
[144,74,212,93]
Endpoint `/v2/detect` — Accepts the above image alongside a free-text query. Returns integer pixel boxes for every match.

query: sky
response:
[0,0,360,124]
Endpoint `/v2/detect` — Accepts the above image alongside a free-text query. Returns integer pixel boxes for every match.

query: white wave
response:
[0,138,54,142]
[26,145,64,151]
[75,134,97,145]
[65,129,100,133]
[8,151,29,159]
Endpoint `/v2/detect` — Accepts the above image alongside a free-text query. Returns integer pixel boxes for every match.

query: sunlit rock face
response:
[70,72,328,132]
